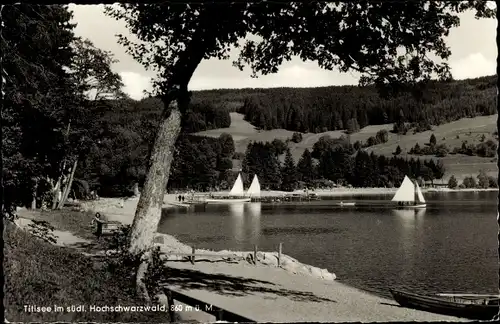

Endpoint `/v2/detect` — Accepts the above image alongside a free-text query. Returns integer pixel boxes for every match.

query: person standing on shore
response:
[92,212,105,240]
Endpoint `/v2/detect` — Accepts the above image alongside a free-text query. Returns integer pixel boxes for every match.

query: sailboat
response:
[246,175,261,198]
[391,175,426,208]
[204,173,251,204]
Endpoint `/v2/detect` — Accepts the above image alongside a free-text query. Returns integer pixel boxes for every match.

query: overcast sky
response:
[70,4,497,100]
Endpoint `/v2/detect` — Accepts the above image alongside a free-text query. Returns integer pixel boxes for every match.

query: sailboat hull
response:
[204,198,251,204]
[396,203,427,209]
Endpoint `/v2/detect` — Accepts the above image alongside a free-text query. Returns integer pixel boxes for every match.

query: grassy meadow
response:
[194,113,498,183]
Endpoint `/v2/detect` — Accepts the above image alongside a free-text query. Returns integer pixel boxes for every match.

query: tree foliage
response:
[281,148,297,191]
[448,175,458,189]
[2,5,78,213]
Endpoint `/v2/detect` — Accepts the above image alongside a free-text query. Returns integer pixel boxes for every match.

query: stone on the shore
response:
[153,235,164,244]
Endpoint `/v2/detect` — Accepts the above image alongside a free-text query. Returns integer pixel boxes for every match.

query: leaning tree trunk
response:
[51,177,61,209]
[128,104,182,255]
[126,24,210,303]
[130,102,182,303]
[57,160,77,209]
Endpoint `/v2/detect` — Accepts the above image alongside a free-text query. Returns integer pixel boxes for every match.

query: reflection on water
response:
[247,203,261,242]
[392,208,427,280]
[247,202,261,217]
[228,203,245,216]
[227,203,262,244]
[159,191,498,296]
[229,203,245,242]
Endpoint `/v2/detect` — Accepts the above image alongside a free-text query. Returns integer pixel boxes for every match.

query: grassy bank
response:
[4,219,171,322]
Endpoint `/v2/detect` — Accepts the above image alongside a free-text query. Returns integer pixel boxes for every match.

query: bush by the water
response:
[455,170,497,189]
[448,175,458,189]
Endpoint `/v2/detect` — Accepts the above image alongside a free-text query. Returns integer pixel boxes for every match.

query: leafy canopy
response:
[105,1,495,97]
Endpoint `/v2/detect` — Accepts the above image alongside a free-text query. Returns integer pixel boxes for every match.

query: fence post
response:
[216,309,224,321]
[278,242,282,267]
[253,244,257,265]
[165,289,176,323]
[191,247,196,265]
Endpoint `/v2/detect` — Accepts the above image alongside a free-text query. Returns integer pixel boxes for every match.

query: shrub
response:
[27,220,57,244]
[375,129,389,143]
[271,138,287,154]
[291,132,303,143]
[232,152,245,160]
[429,134,437,146]
[447,175,458,189]
[477,170,490,189]
[366,136,377,147]
[462,176,477,188]
[488,176,498,188]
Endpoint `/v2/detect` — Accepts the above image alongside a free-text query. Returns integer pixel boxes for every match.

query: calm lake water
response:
[159,191,498,298]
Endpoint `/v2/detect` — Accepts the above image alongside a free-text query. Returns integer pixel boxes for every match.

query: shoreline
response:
[174,186,498,199]
[80,196,337,282]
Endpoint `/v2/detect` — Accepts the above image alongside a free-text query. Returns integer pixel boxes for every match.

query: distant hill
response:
[192,75,496,133]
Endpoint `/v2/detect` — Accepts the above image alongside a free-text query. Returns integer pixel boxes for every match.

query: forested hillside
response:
[234,75,497,132]
[188,75,496,132]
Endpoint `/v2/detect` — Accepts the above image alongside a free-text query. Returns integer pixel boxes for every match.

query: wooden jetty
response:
[183,192,321,204]
[251,193,321,203]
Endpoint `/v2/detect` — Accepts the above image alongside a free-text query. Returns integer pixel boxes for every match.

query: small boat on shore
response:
[391,176,426,209]
[390,289,500,320]
[338,201,356,207]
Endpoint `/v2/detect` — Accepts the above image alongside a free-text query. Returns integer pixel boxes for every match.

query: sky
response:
[70,3,497,100]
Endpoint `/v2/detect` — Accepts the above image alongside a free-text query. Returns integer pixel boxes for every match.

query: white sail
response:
[246,175,261,197]
[415,183,426,203]
[229,174,245,196]
[391,176,415,202]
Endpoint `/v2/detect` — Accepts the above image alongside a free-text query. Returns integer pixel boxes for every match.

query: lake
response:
[158,191,498,298]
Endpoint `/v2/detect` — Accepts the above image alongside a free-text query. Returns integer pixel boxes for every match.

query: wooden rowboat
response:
[390,289,499,320]
[338,201,356,206]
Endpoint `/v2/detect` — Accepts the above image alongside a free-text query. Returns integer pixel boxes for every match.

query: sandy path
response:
[162,261,467,322]
[15,217,91,247]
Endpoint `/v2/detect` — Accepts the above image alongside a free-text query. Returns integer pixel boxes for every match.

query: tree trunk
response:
[128,105,182,255]
[57,160,77,209]
[31,179,38,210]
[52,121,72,209]
[133,182,140,196]
[51,177,62,209]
